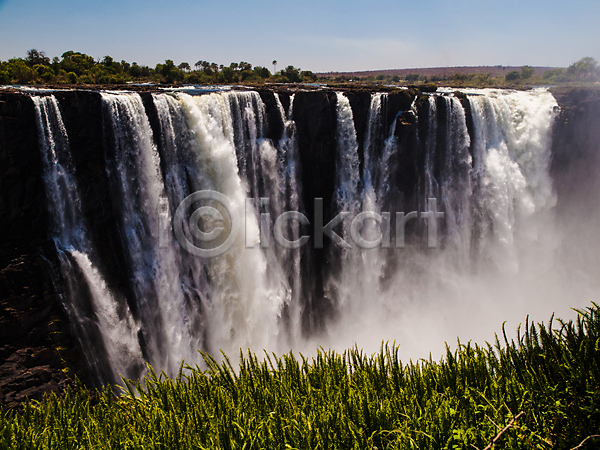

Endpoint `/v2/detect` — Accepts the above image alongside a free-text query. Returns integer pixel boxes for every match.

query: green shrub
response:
[0,69,10,85]
[505,70,521,82]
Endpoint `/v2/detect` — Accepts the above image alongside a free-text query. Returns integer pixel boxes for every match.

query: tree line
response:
[1,50,597,87]
[326,57,600,87]
[0,49,319,85]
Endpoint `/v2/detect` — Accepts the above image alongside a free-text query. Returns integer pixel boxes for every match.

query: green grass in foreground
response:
[2,305,600,449]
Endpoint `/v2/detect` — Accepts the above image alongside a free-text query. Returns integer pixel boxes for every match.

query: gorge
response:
[1,85,599,405]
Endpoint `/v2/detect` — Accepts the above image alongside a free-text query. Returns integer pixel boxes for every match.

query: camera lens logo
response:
[173,190,240,258]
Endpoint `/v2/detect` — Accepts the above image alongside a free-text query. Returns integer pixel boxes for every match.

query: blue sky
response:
[1,0,598,72]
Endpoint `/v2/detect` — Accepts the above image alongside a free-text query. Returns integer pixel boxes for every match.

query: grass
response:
[2,304,600,449]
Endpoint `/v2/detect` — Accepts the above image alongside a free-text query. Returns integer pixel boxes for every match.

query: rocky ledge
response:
[0,251,92,410]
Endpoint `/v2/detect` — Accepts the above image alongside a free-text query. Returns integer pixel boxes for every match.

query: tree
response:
[521,65,535,79]
[477,73,491,85]
[34,64,54,81]
[253,66,271,78]
[280,65,300,83]
[570,57,598,79]
[221,66,234,82]
[10,59,36,84]
[300,70,317,82]
[159,60,175,77]
[194,60,214,74]
[102,56,114,67]
[405,73,420,82]
[505,70,521,82]
[26,49,50,67]
[272,60,277,74]
[0,49,319,86]
[239,61,252,71]
[130,62,142,78]
[0,68,10,85]
[60,51,94,76]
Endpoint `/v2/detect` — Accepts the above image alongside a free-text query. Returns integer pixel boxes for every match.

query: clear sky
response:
[0,0,598,73]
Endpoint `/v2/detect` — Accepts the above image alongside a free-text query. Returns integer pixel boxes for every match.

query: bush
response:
[253,66,271,79]
[521,65,535,79]
[280,65,301,83]
[10,59,36,84]
[505,70,521,82]
[477,73,491,85]
[300,70,318,82]
[0,69,10,85]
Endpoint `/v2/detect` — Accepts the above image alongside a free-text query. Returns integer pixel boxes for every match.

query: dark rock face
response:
[390,100,421,213]
[0,86,598,406]
[291,91,338,333]
[344,91,372,165]
[550,87,600,209]
[549,87,600,278]
[0,92,48,264]
[0,252,91,409]
[257,90,286,143]
[53,91,132,298]
[0,91,100,409]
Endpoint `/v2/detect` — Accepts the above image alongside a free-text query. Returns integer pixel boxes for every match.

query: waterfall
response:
[328,92,396,324]
[334,92,361,213]
[468,89,558,273]
[174,92,286,357]
[439,95,472,265]
[329,92,361,317]
[321,89,562,358]
[273,93,304,342]
[29,87,576,378]
[102,92,206,375]
[33,95,144,385]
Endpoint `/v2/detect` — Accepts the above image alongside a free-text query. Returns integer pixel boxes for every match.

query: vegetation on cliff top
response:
[1,50,598,89]
[327,59,600,88]
[2,304,600,449]
[0,49,318,86]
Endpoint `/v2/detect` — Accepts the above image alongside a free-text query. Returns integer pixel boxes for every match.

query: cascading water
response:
[169,92,286,357]
[102,92,206,375]
[270,93,304,343]
[30,86,584,381]
[334,92,361,214]
[33,95,144,385]
[424,95,438,201]
[320,88,563,358]
[328,92,395,319]
[467,90,557,273]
